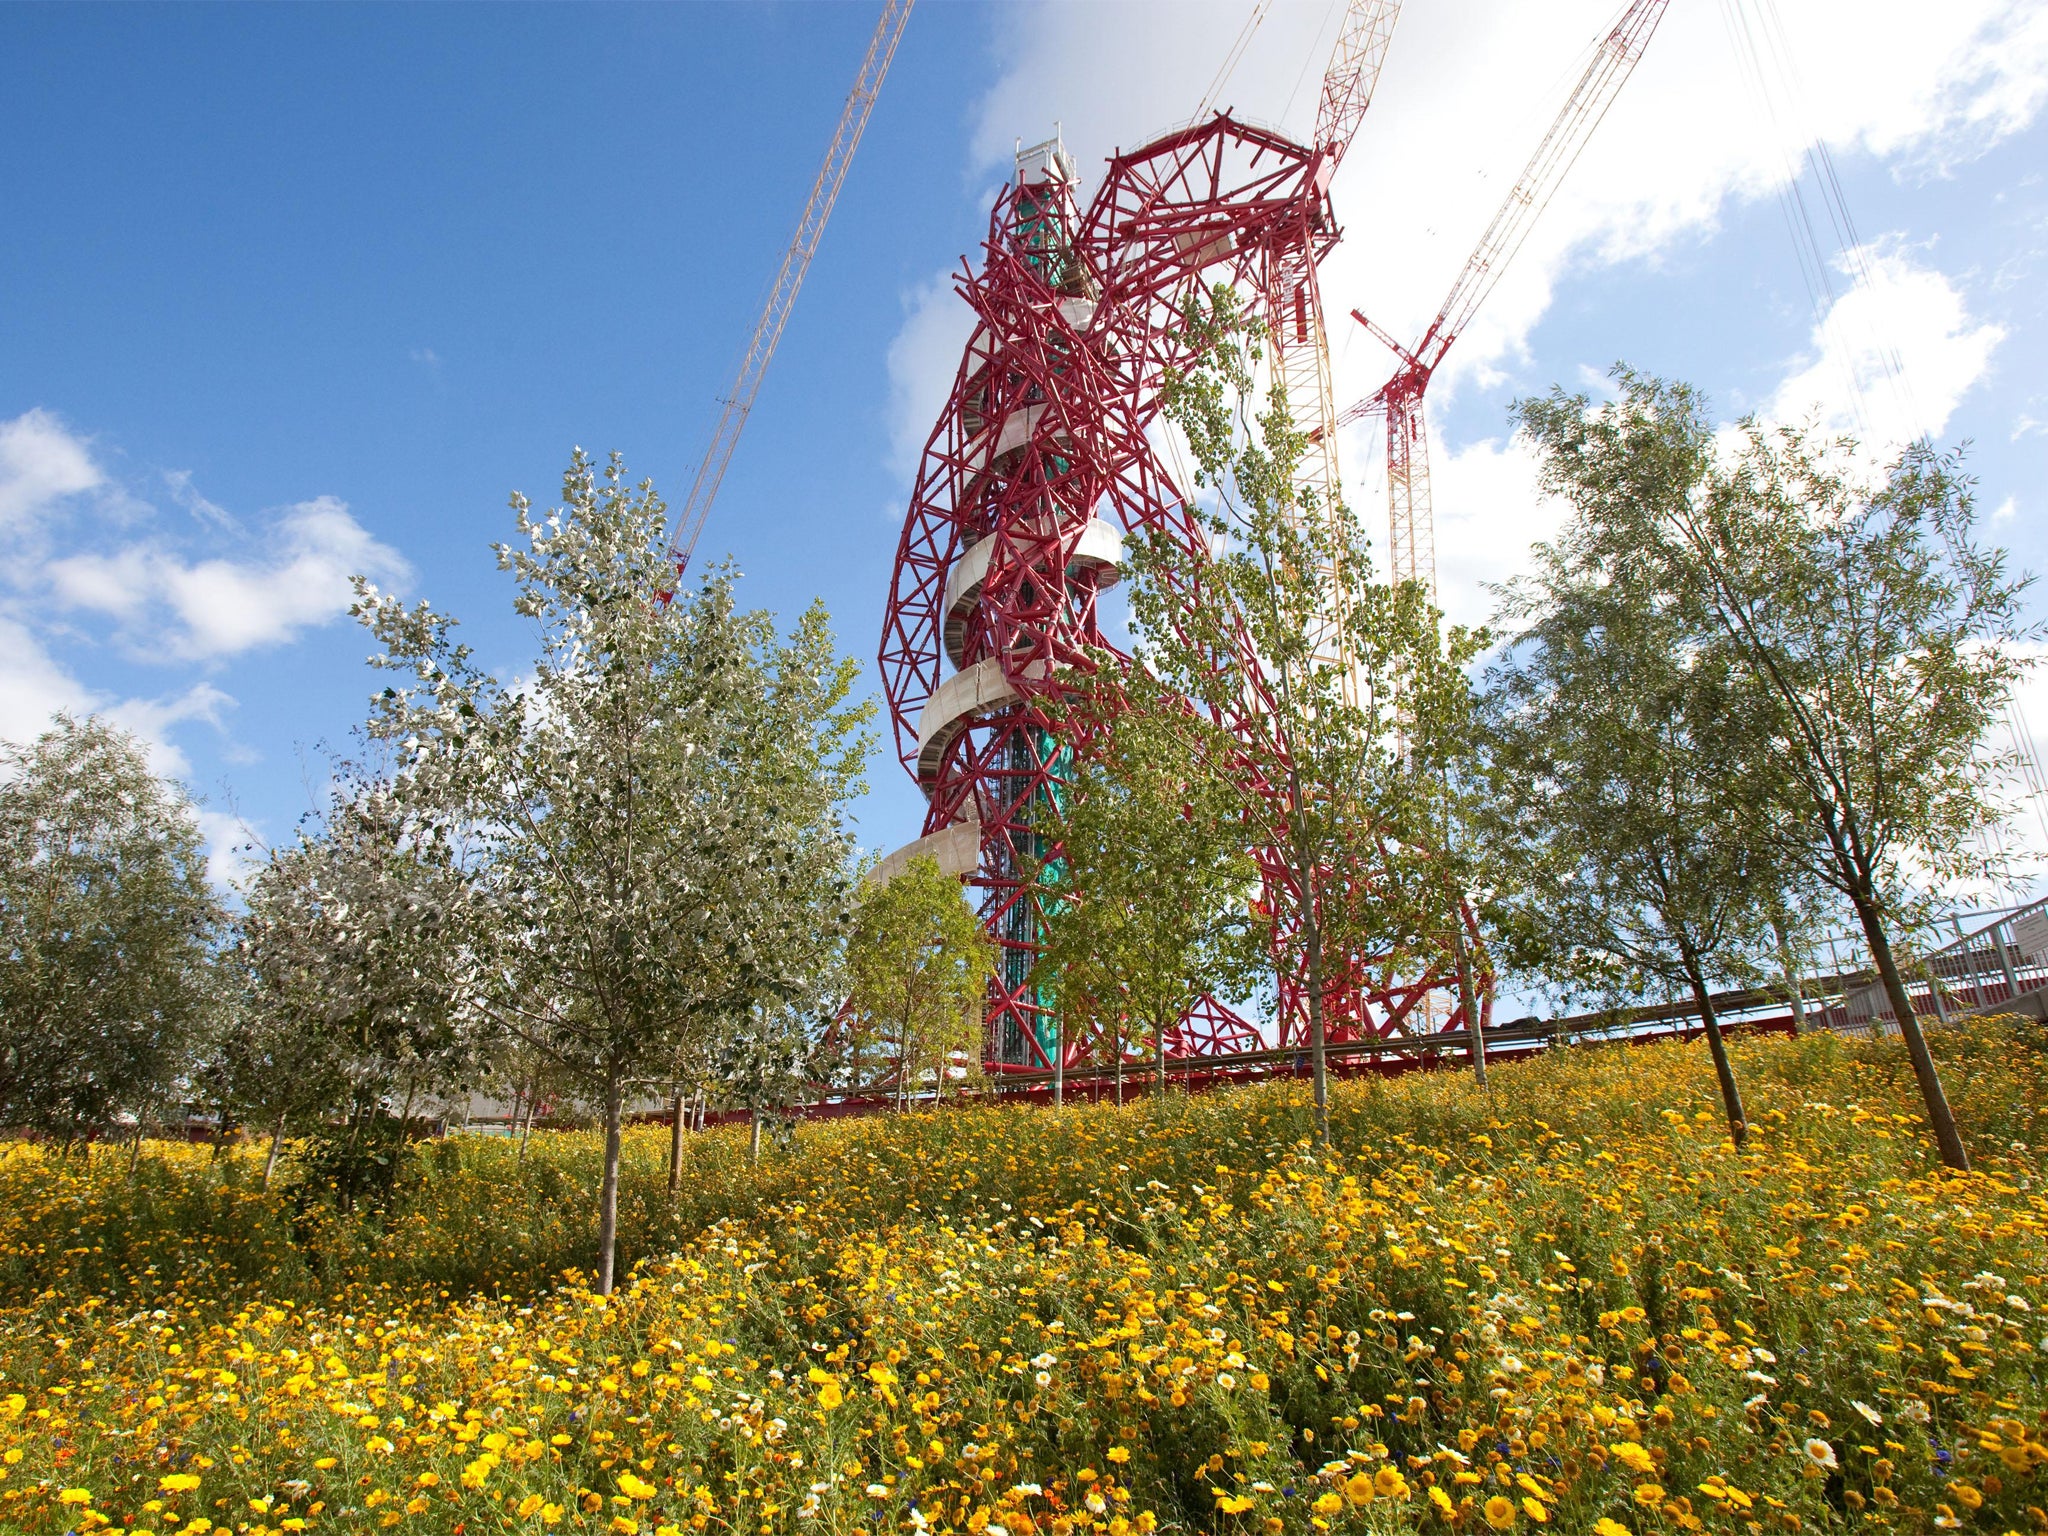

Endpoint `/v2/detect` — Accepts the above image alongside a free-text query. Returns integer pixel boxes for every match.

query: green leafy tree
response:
[1517,369,2040,1171]
[1037,669,1263,1104]
[354,450,870,1290]
[1128,286,1484,1141]
[1483,513,1795,1145]
[843,856,994,1109]
[0,714,217,1144]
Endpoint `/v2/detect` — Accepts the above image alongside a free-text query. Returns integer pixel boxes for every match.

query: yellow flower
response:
[1593,1521,1632,1536]
[1216,1493,1254,1514]
[817,1380,844,1410]
[1374,1467,1409,1498]
[1607,1443,1653,1475]
[159,1474,202,1492]
[1313,1491,1344,1514]
[1249,1372,1270,1391]
[608,1519,638,1536]
[539,1504,565,1527]
[517,1494,545,1518]
[1953,1485,1983,1511]
[618,1473,657,1501]
[1344,1472,1376,1506]
[1107,1446,1131,1464]
[1430,1486,1455,1514]
[59,1489,93,1505]
[1633,1485,1665,1508]
[1484,1494,1518,1529]
[1521,1496,1548,1523]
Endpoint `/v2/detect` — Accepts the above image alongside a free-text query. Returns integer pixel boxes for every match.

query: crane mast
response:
[1345,0,1670,601]
[1272,0,1401,700]
[668,0,914,579]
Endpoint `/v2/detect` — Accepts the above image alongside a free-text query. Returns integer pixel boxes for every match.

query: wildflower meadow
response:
[6,1019,2048,1536]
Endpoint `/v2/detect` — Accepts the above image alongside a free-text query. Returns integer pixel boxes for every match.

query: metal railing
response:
[1831,895,2048,1037]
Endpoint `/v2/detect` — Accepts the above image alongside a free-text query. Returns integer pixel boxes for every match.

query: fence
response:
[1832,894,2048,1038]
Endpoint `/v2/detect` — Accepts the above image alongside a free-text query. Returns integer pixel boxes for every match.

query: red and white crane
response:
[1342,0,1670,601]
[667,0,913,581]
[1266,0,1400,698]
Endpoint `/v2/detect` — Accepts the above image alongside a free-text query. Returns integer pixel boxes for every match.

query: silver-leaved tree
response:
[354,449,870,1291]
[0,714,218,1147]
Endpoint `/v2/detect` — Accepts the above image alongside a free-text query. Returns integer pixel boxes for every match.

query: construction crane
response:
[1269,0,1401,700]
[1341,0,1671,601]
[1317,0,1401,170]
[667,0,913,581]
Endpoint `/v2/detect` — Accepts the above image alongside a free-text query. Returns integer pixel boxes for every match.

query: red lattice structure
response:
[877,116,1487,1075]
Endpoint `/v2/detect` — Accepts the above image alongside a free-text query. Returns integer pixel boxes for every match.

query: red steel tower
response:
[877,115,1482,1075]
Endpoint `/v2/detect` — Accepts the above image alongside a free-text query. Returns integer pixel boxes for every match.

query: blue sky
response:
[4,0,2046,891]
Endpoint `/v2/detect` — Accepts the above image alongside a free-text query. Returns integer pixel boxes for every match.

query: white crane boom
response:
[1343,0,1671,600]
[669,0,914,578]
[1316,0,1401,166]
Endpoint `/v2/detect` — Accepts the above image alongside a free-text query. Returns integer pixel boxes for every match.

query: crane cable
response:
[668,0,914,582]
[1721,0,2047,889]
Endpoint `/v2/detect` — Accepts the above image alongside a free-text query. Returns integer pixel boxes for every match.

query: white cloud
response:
[162,467,234,530]
[104,682,237,781]
[0,617,97,746]
[0,618,234,784]
[0,408,413,846]
[197,807,265,892]
[887,0,2048,490]
[885,272,978,483]
[1424,432,1558,635]
[1417,243,2008,632]
[47,494,411,662]
[0,407,102,529]
[1767,242,2005,452]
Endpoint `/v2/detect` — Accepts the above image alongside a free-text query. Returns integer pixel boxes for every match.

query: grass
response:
[3,1018,2047,1535]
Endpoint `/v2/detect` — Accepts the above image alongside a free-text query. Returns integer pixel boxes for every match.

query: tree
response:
[0,714,217,1144]
[354,449,869,1290]
[1127,286,1483,1142]
[219,781,481,1192]
[843,856,994,1110]
[1483,516,1794,1146]
[1517,370,2041,1171]
[1036,668,1263,1104]
[710,1002,818,1163]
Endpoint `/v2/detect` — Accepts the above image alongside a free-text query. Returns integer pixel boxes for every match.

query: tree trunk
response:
[1771,914,1807,1036]
[263,1112,287,1189]
[1453,919,1487,1089]
[1304,909,1330,1147]
[1154,1018,1167,1102]
[517,1090,535,1165]
[1114,1041,1123,1108]
[667,1088,686,1196]
[749,1112,762,1165]
[597,1073,624,1295]
[1051,1019,1064,1108]
[1856,895,1969,1171]
[398,1081,418,1141]
[1682,958,1748,1148]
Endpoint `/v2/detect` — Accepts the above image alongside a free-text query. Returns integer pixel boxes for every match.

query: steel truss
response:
[878,115,1487,1076]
